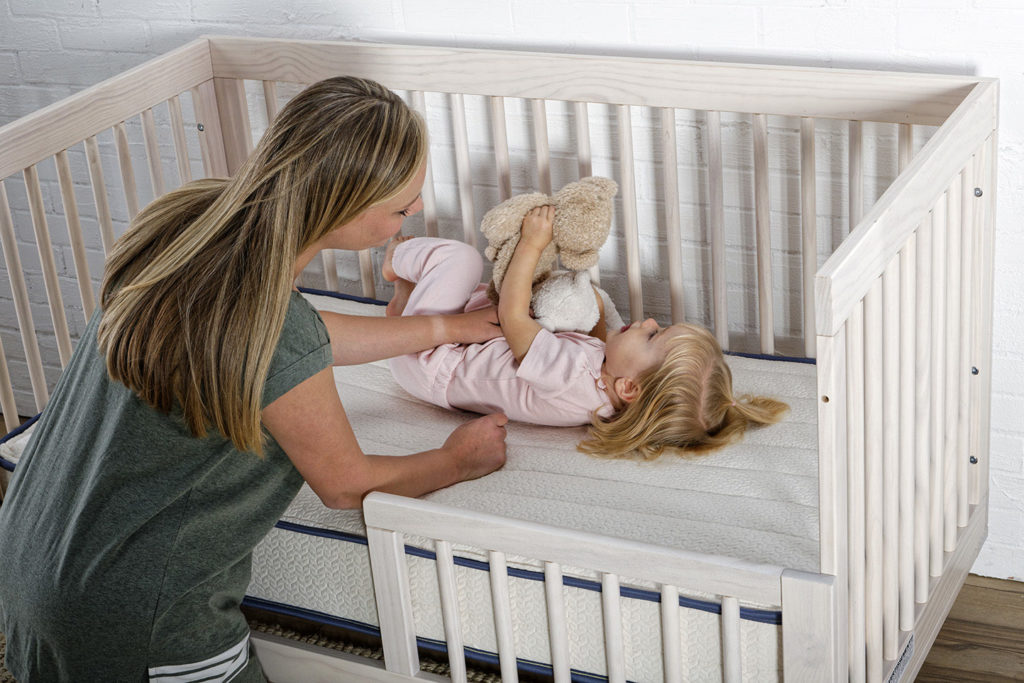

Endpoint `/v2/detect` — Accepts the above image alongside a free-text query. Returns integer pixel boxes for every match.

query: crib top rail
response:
[207,36,981,126]
[0,39,214,183]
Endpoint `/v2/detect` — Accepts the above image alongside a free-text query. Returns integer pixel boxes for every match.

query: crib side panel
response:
[815,80,998,683]
[0,41,233,422]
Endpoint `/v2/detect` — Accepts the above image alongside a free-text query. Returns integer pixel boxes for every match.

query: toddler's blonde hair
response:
[578,323,788,459]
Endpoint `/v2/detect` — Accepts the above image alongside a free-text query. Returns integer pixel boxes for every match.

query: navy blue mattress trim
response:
[243,595,616,683]
[0,412,40,471]
[270,519,781,625]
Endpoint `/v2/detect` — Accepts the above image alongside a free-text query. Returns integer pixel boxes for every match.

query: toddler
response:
[385,206,788,459]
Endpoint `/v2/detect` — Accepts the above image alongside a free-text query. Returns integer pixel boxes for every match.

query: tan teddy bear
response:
[482,176,618,301]
[480,176,622,333]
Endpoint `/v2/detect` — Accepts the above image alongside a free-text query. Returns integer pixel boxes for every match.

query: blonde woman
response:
[385,207,788,460]
[0,77,507,682]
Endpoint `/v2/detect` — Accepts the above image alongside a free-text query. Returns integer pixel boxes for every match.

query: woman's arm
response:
[498,206,554,363]
[263,367,507,508]
[319,306,499,366]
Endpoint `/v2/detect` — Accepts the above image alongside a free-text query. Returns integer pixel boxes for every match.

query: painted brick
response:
[0,53,19,85]
[18,50,152,87]
[0,15,60,52]
[763,7,897,54]
[399,0,514,38]
[58,20,151,52]
[9,0,98,18]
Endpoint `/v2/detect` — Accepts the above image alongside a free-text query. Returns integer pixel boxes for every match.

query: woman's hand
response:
[445,305,501,345]
[442,413,509,481]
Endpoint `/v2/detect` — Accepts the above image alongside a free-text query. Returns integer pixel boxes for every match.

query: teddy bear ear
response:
[480,192,551,240]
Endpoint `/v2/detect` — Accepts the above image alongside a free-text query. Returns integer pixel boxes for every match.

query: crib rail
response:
[815,78,997,683]
[364,492,837,683]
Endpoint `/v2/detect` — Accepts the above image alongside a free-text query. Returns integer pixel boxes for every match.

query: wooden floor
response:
[917,574,1024,682]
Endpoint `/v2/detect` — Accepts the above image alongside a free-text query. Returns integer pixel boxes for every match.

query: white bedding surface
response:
[290,292,820,572]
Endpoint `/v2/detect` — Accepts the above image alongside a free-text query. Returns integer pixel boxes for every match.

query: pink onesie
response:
[388,238,615,426]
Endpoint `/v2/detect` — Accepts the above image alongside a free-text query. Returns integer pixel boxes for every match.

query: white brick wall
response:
[1,0,1022,581]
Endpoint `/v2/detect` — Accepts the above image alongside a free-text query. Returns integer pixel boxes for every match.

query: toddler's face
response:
[604,319,683,380]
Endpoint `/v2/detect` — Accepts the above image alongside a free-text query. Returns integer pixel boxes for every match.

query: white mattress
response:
[0,291,819,681]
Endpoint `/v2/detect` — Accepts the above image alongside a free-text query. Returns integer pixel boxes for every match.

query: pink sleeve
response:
[515,329,603,396]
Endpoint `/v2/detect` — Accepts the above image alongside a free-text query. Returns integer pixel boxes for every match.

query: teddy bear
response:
[480,176,624,334]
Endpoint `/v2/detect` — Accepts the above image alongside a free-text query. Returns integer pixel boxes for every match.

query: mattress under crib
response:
[0,291,819,682]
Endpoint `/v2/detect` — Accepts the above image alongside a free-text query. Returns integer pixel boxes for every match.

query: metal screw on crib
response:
[970,456,979,464]
[974,187,983,197]
[972,366,980,375]
[198,123,205,132]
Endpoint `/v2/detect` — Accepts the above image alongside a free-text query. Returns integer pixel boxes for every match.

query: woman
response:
[0,76,507,682]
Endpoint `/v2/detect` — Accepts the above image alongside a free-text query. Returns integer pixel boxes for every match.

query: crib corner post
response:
[365,520,421,677]
[781,569,838,682]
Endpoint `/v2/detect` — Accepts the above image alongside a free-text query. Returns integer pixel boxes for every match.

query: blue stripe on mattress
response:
[269,519,782,626]
[0,412,39,471]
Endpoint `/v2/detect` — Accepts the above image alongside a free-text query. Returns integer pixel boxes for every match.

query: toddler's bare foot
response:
[382,235,414,282]
[387,278,415,317]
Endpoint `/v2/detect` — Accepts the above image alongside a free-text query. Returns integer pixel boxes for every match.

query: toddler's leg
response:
[387,237,484,317]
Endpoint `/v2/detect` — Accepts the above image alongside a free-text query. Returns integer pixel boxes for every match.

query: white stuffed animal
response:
[532,270,625,334]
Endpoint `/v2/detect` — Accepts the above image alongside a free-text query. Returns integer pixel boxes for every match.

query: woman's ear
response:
[614,376,641,403]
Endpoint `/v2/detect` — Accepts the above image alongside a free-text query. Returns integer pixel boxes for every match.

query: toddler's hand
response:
[520,205,554,250]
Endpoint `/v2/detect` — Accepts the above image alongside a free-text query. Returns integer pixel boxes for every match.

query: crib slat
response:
[262,80,280,122]
[411,91,439,238]
[721,596,742,683]
[914,216,933,603]
[25,165,73,367]
[114,121,140,219]
[753,113,774,354]
[532,99,552,195]
[881,259,900,661]
[321,251,339,291]
[943,176,962,552]
[141,107,165,197]
[450,93,477,247]
[575,101,600,285]
[0,180,47,412]
[863,280,883,683]
[574,101,592,179]
[898,236,917,632]
[358,249,375,299]
[435,540,467,683]
[957,163,974,527]
[365,527,420,676]
[56,149,96,317]
[929,194,947,577]
[167,95,192,185]
[617,105,642,320]
[84,136,117,256]
[488,551,518,683]
[898,124,913,173]
[801,117,817,358]
[661,108,684,323]
[489,96,512,201]
[706,111,727,349]
[0,336,18,433]
[544,562,571,683]
[846,301,866,683]
[601,573,625,683]
[660,584,682,683]
[849,120,863,231]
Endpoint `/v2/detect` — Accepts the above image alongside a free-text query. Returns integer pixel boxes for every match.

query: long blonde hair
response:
[99,76,427,455]
[578,323,789,459]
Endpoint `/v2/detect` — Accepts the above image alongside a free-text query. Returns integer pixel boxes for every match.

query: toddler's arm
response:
[498,206,553,363]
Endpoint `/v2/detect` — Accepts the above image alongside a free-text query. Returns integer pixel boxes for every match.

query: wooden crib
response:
[0,36,997,682]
